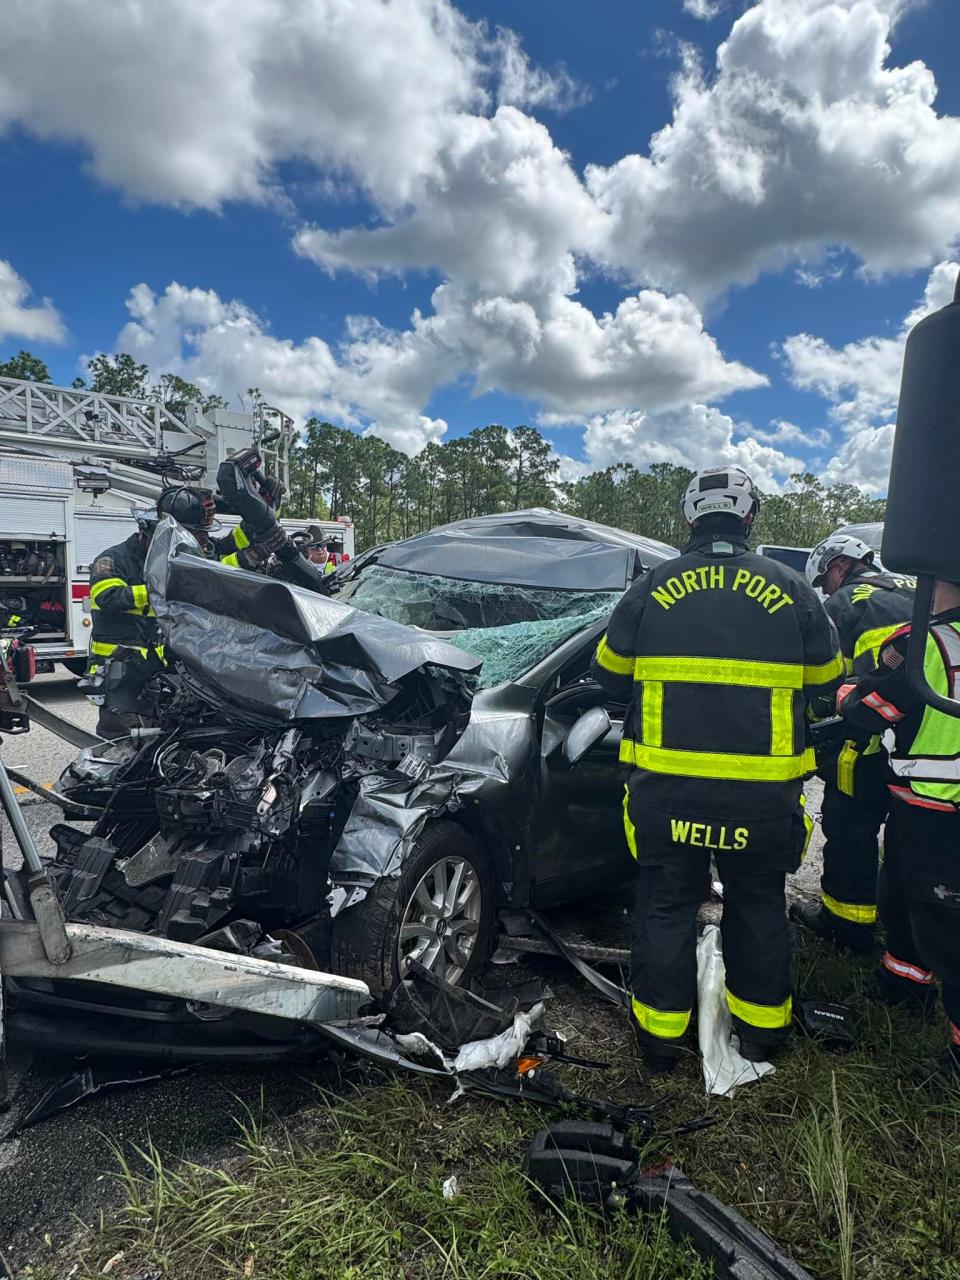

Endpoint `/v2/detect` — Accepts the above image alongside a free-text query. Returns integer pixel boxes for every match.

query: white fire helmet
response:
[805,535,874,587]
[681,466,760,527]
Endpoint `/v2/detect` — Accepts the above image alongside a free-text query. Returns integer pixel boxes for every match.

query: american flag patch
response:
[882,646,904,670]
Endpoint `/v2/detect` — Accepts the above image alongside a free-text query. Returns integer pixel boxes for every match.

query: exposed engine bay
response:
[52,654,472,963]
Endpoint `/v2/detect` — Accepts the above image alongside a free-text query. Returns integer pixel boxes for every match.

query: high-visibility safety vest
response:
[886,621,960,809]
[592,532,843,821]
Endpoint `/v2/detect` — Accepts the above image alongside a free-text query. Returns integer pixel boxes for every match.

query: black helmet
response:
[157,486,220,533]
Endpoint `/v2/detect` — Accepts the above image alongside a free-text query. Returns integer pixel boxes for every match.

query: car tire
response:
[329,820,494,1001]
[62,657,88,677]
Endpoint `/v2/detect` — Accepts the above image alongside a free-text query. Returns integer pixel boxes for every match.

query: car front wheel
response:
[329,820,493,1001]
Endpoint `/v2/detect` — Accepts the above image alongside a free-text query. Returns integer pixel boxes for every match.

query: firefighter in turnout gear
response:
[90,452,285,737]
[591,466,843,1071]
[793,535,916,960]
[88,506,165,738]
[839,576,960,1086]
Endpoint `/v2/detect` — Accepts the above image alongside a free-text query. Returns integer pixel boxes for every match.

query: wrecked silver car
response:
[8,511,676,1054]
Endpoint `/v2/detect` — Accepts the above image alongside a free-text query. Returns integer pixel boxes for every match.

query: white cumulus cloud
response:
[0,260,64,344]
[588,0,960,301]
[780,259,959,490]
[582,404,803,492]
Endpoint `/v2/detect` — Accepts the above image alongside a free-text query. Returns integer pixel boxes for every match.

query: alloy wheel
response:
[397,855,483,984]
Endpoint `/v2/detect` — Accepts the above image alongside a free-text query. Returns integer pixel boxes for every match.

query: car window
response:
[341,565,620,689]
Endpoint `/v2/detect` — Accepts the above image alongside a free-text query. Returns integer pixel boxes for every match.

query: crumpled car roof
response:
[145,518,480,722]
[374,508,677,592]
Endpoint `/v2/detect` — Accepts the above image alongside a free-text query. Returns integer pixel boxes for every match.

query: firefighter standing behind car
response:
[793,537,917,971]
[591,467,843,1071]
[88,505,166,738]
[838,575,960,1086]
[89,448,285,737]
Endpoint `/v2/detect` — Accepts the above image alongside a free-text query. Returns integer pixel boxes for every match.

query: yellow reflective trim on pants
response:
[800,794,813,861]
[837,741,859,797]
[822,892,877,925]
[770,687,794,756]
[632,996,690,1040]
[232,524,251,550]
[91,640,119,657]
[803,651,844,685]
[726,989,793,1030]
[619,739,815,781]
[633,655,803,690]
[89,577,127,608]
[853,624,904,668]
[622,789,638,859]
[863,734,882,757]
[131,584,149,610]
[221,552,241,568]
[642,680,664,749]
[595,636,634,677]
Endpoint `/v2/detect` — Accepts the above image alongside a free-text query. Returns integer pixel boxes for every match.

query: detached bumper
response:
[0,919,371,1063]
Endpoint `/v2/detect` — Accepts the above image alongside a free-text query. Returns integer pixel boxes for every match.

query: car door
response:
[531,671,634,908]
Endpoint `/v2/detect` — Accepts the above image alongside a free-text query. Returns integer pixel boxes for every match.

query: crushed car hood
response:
[373,508,677,592]
[145,518,480,721]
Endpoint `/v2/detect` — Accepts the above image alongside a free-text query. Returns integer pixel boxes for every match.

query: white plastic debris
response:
[452,1002,545,1074]
[442,1174,461,1200]
[697,925,775,1097]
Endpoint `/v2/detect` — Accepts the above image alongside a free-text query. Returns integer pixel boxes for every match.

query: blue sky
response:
[1,0,958,492]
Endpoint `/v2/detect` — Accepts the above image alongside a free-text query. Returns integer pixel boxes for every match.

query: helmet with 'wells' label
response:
[681,466,760,527]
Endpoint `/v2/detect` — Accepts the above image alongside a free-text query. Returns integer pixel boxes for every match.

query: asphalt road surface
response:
[0,673,827,1270]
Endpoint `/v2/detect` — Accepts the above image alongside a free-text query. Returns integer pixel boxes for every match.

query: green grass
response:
[43,933,960,1280]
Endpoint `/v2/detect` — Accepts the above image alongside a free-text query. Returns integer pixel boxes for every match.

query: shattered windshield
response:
[342,565,620,688]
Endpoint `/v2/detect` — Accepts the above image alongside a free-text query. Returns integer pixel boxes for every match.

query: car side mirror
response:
[563,706,612,766]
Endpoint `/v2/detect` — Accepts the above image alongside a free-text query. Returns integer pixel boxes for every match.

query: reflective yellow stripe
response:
[837,741,858,797]
[800,794,813,861]
[642,680,664,749]
[221,552,241,568]
[803,651,844,685]
[89,577,127,608]
[131,584,148,610]
[622,789,638,859]
[853,625,903,669]
[633,656,803,689]
[595,636,634,677]
[632,996,690,1039]
[770,687,794,756]
[91,640,165,663]
[8,615,20,624]
[232,525,251,550]
[726,990,793,1030]
[822,892,876,924]
[620,739,815,781]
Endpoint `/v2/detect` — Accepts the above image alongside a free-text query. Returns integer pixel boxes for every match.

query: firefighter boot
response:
[873,959,940,1020]
[790,899,874,954]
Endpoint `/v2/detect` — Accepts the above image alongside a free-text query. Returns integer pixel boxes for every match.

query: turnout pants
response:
[880,800,960,1046]
[627,797,808,1059]
[819,745,887,939]
[95,648,163,739]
